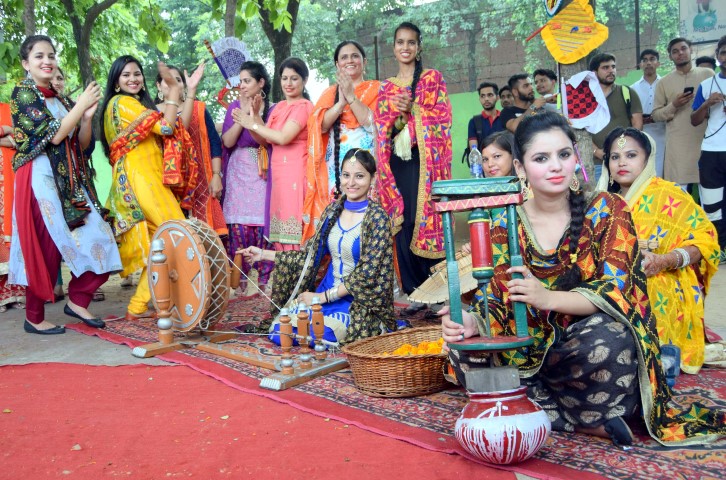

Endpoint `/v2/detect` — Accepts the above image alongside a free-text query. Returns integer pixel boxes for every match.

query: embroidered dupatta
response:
[302,80,379,243]
[11,79,105,228]
[474,192,725,446]
[268,199,396,344]
[11,80,106,300]
[106,95,199,235]
[596,134,720,373]
[375,69,452,259]
[187,100,227,235]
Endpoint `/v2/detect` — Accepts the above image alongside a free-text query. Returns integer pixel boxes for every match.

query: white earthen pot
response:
[455,386,551,464]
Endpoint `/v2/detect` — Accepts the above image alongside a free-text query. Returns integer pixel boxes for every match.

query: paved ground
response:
[0,263,723,480]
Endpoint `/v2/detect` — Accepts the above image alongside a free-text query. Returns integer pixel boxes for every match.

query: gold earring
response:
[518,171,530,199]
[569,173,580,192]
[114,85,120,93]
[608,175,614,187]
[158,91,164,101]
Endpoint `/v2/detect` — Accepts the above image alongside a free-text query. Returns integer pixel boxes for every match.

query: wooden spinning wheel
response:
[149,219,230,332]
[133,218,348,391]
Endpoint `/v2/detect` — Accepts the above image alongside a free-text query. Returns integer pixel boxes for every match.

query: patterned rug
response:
[68,295,726,480]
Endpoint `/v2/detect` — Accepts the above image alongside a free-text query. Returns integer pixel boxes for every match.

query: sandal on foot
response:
[125,310,158,321]
[402,302,427,315]
[604,417,634,447]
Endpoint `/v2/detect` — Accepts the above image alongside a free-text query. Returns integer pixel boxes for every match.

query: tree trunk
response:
[59,0,120,86]
[466,28,478,92]
[225,0,238,37]
[59,0,119,139]
[22,0,35,37]
[259,0,301,102]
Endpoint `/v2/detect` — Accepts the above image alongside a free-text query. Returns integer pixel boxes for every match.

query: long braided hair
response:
[302,148,377,293]
[394,22,424,107]
[331,40,367,198]
[513,112,585,292]
[239,61,272,122]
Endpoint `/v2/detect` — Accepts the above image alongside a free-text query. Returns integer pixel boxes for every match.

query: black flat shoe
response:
[604,417,634,447]
[64,304,105,328]
[24,320,65,335]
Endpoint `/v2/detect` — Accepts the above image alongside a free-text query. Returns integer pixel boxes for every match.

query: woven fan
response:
[408,252,479,305]
[207,37,251,88]
[542,0,564,17]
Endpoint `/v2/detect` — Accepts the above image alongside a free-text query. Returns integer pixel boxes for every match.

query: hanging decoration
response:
[539,0,608,64]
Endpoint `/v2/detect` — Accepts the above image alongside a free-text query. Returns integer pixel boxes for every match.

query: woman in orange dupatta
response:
[0,102,25,310]
[155,65,227,236]
[302,41,379,243]
[101,57,198,319]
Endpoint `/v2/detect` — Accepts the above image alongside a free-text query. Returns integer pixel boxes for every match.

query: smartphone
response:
[683,87,694,95]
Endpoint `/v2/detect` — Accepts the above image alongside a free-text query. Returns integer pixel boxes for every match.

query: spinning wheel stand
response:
[131,219,348,391]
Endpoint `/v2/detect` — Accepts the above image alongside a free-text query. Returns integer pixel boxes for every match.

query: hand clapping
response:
[336,67,355,104]
[393,92,413,113]
[77,81,101,111]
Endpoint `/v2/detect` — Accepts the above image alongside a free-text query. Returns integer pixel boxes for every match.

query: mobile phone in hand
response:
[683,87,694,95]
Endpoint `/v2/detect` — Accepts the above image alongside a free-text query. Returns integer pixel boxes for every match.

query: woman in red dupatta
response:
[302,41,379,243]
[101,57,198,319]
[375,22,452,313]
[155,65,227,236]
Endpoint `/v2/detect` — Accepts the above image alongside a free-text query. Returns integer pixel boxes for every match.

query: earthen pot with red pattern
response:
[455,386,551,464]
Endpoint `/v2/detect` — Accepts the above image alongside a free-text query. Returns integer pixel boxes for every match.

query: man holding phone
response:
[652,37,714,190]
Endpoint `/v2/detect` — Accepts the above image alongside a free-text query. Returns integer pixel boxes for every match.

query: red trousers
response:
[25,195,109,324]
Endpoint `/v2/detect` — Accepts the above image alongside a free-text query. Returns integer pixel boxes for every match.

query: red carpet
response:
[0,363,514,480]
[63,296,726,480]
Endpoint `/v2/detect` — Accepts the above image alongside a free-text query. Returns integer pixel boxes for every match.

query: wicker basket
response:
[342,326,448,398]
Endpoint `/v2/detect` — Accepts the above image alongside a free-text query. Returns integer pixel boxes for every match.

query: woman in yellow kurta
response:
[597,127,719,373]
[100,57,188,319]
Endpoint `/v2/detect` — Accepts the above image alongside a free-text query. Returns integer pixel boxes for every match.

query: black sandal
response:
[604,417,634,447]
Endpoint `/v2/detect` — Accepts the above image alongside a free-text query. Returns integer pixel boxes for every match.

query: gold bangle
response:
[164,100,180,108]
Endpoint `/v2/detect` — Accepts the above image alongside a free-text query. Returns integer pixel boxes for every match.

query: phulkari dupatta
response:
[375,69,452,259]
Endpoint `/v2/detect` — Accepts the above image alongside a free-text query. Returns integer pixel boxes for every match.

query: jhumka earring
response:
[114,85,120,93]
[518,171,531,199]
[569,173,580,192]
[609,175,614,187]
[158,91,164,101]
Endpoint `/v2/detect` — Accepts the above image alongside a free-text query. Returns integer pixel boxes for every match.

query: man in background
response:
[652,37,714,191]
[589,53,643,180]
[631,49,666,177]
[533,68,559,112]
